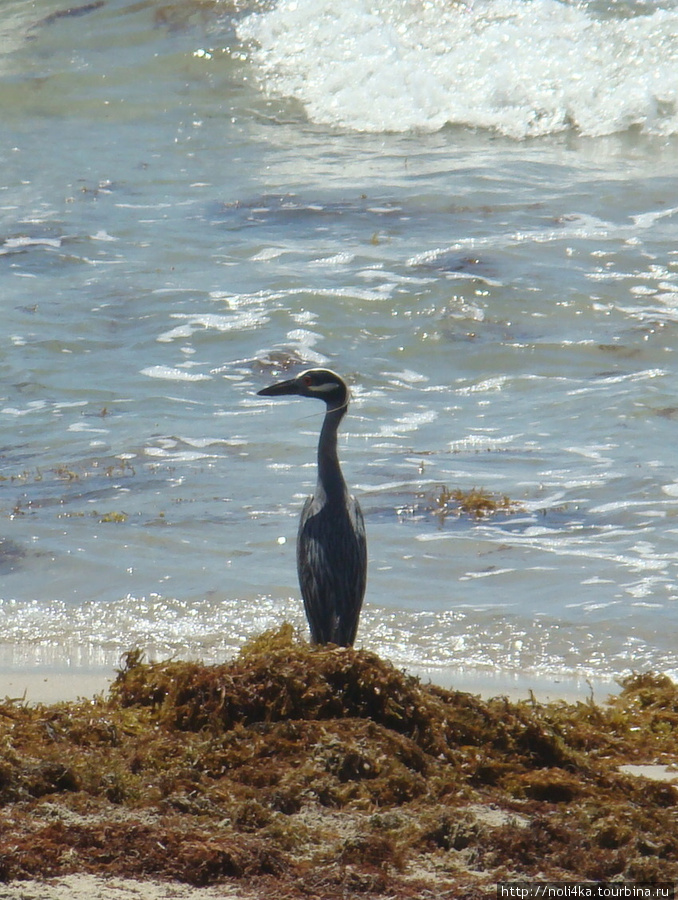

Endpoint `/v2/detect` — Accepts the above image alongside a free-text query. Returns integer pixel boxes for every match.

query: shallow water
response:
[1,0,678,694]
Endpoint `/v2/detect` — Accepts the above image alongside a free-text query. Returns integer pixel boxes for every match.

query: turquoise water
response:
[1,0,678,693]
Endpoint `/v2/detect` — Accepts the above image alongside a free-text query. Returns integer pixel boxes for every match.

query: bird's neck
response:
[317,406,347,500]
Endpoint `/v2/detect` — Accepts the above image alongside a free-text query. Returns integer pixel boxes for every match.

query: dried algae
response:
[0,628,677,898]
[423,485,522,521]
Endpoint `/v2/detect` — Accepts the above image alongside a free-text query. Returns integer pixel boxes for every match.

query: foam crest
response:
[238,0,678,137]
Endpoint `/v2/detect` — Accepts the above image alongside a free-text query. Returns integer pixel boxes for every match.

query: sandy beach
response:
[0,670,114,706]
[0,875,252,900]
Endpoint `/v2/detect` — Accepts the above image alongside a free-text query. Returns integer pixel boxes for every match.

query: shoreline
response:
[0,662,620,706]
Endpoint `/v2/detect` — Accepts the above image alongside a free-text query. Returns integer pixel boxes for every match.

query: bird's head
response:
[257,368,349,411]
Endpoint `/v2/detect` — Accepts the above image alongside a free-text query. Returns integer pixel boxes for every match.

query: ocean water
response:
[1,0,678,696]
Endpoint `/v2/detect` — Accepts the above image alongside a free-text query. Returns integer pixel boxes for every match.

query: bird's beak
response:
[257,377,299,397]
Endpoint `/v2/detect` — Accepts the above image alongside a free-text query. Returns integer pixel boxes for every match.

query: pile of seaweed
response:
[1,626,677,899]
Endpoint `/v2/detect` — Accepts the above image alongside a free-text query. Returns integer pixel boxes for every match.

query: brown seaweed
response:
[0,628,677,897]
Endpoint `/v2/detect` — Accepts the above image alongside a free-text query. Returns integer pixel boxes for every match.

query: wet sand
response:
[0,664,618,707]
[0,669,114,705]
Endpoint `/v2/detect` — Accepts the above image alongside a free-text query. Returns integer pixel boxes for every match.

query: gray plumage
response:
[257,368,367,646]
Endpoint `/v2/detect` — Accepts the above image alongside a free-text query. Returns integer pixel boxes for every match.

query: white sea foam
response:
[140,365,212,382]
[157,311,270,343]
[238,0,678,137]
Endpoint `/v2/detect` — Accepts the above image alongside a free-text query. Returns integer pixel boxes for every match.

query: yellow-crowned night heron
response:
[257,368,366,646]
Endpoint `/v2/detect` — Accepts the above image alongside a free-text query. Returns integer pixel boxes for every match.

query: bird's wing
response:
[297,493,367,646]
[347,494,367,609]
[297,495,326,642]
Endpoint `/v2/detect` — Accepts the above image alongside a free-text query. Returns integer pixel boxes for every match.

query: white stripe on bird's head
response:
[307,381,339,393]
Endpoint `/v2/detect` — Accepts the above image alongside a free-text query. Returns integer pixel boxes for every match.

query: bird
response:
[257,367,367,647]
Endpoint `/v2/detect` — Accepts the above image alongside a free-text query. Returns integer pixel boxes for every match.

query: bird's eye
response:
[303,375,313,386]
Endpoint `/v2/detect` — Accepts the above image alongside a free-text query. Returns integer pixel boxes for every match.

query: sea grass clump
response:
[1,630,678,895]
[539,671,678,764]
[110,627,574,769]
[112,628,450,739]
[423,485,522,521]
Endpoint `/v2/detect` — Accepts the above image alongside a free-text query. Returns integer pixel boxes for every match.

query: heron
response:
[257,368,367,646]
